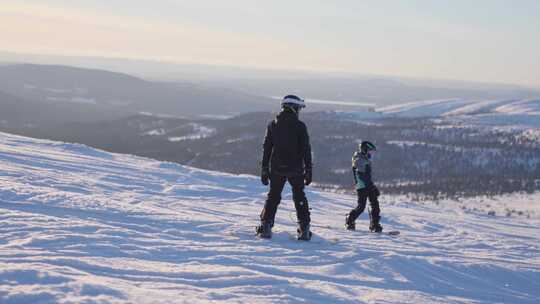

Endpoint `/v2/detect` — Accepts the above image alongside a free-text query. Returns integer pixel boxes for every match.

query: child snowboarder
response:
[345,141,383,232]
[256,95,313,241]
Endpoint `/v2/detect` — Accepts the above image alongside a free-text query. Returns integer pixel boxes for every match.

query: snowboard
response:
[255,229,313,241]
[313,224,400,236]
[347,226,400,236]
[252,227,336,244]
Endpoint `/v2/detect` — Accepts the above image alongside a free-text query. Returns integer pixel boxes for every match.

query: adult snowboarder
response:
[345,141,383,232]
[256,95,313,240]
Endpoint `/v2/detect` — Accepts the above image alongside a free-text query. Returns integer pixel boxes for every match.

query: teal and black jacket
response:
[352,151,373,190]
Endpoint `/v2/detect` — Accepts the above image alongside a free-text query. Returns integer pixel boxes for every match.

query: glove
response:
[304,168,312,186]
[261,167,270,186]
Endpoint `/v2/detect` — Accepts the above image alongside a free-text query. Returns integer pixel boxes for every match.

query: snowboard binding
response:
[368,208,383,233]
[256,220,273,239]
[345,215,355,231]
[369,221,383,233]
[297,223,312,241]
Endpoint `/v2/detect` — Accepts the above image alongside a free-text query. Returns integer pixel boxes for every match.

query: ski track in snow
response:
[0,132,539,303]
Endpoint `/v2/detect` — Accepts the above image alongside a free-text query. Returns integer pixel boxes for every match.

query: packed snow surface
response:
[1,132,539,303]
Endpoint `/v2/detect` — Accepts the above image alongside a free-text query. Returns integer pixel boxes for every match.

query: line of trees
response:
[4,111,539,199]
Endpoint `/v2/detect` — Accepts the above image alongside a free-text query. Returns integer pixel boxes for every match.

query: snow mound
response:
[0,132,539,303]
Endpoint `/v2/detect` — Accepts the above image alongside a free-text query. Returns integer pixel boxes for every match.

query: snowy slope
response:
[1,132,540,304]
[377,98,471,117]
[377,99,540,126]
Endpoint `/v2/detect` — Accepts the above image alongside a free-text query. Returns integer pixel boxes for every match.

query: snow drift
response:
[0,132,539,303]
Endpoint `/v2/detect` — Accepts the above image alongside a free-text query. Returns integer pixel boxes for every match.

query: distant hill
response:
[0,64,275,124]
[375,98,540,127]
[3,53,539,109]
[0,89,126,127]
[378,98,540,117]
[208,76,540,107]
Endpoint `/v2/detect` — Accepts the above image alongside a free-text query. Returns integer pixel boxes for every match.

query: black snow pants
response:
[260,173,310,225]
[348,187,380,223]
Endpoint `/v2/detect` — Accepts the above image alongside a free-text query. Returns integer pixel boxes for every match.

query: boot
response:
[256,220,273,239]
[345,215,355,231]
[297,223,312,241]
[369,218,383,233]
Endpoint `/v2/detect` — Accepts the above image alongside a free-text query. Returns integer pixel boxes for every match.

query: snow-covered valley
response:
[1,132,539,303]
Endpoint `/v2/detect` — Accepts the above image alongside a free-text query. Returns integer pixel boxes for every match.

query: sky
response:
[1,0,540,87]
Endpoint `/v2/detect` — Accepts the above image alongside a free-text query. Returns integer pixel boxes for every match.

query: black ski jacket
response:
[262,110,312,177]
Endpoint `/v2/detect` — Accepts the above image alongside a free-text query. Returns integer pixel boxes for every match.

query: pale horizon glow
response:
[1,0,540,88]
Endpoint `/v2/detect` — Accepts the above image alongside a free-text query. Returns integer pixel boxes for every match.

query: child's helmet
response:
[359,141,377,153]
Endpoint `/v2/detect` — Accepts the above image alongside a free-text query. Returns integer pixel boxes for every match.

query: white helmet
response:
[281,95,306,109]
